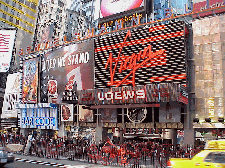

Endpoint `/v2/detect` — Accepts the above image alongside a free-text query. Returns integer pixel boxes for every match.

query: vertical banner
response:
[61,104,74,122]
[0,29,16,72]
[2,73,21,118]
[22,58,38,103]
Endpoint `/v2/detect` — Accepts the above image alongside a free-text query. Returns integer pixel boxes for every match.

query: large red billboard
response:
[41,40,94,104]
[100,0,144,17]
[94,21,186,89]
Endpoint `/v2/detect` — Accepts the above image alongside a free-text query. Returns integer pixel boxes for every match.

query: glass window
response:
[204,152,225,164]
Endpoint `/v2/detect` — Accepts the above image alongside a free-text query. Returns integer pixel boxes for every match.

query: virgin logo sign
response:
[105,30,166,87]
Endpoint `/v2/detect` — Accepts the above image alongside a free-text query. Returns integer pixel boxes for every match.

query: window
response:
[11,9,15,15]
[204,152,225,164]
[31,3,36,10]
[4,6,8,11]
[2,13,6,19]
[16,19,19,25]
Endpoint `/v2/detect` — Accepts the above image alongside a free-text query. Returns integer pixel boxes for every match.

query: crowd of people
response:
[0,132,204,167]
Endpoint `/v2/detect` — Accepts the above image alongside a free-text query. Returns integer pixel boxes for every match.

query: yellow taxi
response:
[167,140,225,168]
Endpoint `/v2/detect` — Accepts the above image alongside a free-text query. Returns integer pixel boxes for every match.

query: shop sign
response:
[21,117,56,127]
[20,108,58,130]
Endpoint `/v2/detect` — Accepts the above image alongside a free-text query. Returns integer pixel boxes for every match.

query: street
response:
[5,161,53,168]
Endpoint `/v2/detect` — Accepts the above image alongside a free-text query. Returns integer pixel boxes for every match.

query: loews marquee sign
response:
[79,83,184,105]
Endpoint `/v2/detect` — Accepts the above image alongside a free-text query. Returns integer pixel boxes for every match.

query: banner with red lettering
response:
[94,21,186,89]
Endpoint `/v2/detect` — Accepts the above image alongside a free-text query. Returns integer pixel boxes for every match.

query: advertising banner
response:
[20,108,58,130]
[193,0,225,18]
[2,73,21,118]
[41,40,94,104]
[100,108,117,122]
[79,105,93,122]
[94,21,186,89]
[61,104,73,122]
[100,0,144,17]
[22,58,38,103]
[40,24,54,50]
[0,29,16,72]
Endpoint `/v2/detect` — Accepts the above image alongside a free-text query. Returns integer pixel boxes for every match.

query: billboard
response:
[2,73,21,118]
[40,24,54,50]
[41,40,94,104]
[61,104,73,121]
[0,29,16,72]
[100,0,144,18]
[94,21,186,89]
[22,58,39,103]
[20,107,58,130]
[193,0,225,18]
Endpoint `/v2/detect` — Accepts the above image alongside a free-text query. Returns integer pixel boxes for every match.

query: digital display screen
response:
[100,0,144,17]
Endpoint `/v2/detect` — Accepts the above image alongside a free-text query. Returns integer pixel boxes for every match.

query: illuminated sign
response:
[79,83,181,105]
[20,107,58,130]
[94,21,186,89]
[100,0,144,17]
[21,117,56,126]
[98,89,145,100]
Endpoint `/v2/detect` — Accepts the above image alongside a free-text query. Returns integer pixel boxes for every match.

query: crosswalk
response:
[15,158,88,168]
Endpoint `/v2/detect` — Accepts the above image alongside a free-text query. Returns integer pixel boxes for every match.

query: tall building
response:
[65,0,97,41]
[154,0,189,20]
[35,0,67,48]
[0,0,40,69]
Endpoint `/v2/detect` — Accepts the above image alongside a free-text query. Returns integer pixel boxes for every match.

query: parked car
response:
[0,147,14,167]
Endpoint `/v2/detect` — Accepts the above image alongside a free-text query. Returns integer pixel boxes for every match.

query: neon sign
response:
[103,27,184,87]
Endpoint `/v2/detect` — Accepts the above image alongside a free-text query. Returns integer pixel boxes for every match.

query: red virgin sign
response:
[94,21,186,89]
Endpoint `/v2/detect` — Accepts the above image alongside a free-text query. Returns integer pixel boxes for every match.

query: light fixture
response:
[205,118,211,123]
[218,118,224,122]
[193,118,199,123]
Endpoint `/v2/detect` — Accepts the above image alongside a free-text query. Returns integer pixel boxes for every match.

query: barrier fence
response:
[7,139,203,168]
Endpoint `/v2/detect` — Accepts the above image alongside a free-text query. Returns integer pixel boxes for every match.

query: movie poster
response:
[22,58,38,103]
[61,104,73,122]
[79,105,93,122]
[100,108,117,122]
[2,73,21,118]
